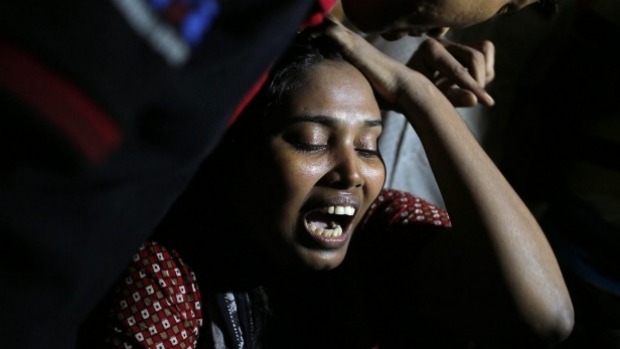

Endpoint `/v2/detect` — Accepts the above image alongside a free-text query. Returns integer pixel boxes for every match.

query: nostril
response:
[331,181,353,190]
[323,154,365,189]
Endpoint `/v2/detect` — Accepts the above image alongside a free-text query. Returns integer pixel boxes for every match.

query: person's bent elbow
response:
[527,297,575,347]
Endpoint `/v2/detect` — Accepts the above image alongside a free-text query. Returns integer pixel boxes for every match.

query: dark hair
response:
[264,33,345,115]
[226,34,345,142]
[535,0,560,17]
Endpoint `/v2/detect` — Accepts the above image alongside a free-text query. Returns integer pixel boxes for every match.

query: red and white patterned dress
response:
[106,189,451,348]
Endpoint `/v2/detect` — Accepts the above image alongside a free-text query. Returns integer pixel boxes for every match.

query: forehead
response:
[285,61,381,121]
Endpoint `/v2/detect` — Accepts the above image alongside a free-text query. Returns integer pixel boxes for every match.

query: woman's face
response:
[341,0,539,39]
[241,61,385,271]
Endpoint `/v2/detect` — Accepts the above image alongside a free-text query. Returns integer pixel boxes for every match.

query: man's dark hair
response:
[535,0,560,17]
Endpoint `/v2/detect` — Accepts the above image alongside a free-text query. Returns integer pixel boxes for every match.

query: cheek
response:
[363,162,386,198]
[407,1,500,28]
[278,154,330,194]
[270,151,330,212]
[448,1,504,26]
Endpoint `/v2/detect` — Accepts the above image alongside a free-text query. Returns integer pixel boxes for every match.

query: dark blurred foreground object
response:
[0,0,334,348]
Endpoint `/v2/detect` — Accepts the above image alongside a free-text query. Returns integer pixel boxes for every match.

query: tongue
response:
[306,211,334,229]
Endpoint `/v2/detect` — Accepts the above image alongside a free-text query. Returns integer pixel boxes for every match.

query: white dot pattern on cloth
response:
[365,189,451,228]
[107,242,203,349]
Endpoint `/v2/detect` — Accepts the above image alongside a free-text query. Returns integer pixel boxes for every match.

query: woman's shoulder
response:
[362,188,451,229]
[106,241,204,349]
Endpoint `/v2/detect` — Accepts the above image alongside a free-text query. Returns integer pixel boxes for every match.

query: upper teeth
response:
[327,206,355,216]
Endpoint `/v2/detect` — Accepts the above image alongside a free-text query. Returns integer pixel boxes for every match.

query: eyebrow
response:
[290,114,383,128]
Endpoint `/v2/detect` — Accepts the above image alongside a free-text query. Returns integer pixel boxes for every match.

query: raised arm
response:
[321,21,573,347]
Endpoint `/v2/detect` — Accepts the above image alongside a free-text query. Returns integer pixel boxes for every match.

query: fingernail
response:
[484,92,495,106]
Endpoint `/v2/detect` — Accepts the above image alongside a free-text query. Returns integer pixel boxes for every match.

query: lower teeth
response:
[309,223,343,237]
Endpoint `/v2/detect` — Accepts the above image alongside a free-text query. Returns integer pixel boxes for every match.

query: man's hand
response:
[408,37,496,107]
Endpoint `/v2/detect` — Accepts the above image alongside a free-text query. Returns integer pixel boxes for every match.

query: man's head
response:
[340,0,553,40]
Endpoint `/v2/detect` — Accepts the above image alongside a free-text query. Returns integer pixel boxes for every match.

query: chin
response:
[299,248,348,271]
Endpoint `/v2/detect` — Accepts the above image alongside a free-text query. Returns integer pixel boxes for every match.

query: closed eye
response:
[293,143,327,153]
[356,148,380,158]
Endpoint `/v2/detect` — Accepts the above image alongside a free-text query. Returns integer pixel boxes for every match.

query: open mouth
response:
[304,205,356,240]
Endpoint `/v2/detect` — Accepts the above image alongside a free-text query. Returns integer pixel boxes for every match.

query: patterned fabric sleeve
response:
[362,188,451,231]
[354,188,452,277]
[105,189,449,349]
[106,241,203,349]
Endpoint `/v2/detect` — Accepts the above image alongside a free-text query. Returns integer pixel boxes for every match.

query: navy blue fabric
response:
[0,0,314,348]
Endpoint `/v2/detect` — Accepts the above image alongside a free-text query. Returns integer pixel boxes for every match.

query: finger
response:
[418,38,494,106]
[436,80,478,107]
[472,40,495,84]
[445,89,478,108]
[439,38,488,88]
[406,47,434,80]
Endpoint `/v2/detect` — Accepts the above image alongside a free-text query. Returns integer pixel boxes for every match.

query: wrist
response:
[397,72,449,114]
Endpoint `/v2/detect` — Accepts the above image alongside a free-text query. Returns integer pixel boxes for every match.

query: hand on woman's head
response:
[408,37,496,107]
[318,18,433,108]
[315,18,495,110]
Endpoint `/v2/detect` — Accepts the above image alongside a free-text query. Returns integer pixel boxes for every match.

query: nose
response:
[323,150,364,190]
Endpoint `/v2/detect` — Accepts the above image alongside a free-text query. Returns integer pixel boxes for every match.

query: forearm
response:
[320,20,573,344]
[399,79,573,345]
